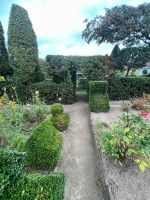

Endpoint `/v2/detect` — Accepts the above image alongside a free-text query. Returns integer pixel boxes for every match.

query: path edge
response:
[88,111,113,200]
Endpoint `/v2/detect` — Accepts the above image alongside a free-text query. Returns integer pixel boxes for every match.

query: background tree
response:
[110,44,123,70]
[82,3,150,46]
[0,21,13,80]
[119,47,150,76]
[8,4,43,84]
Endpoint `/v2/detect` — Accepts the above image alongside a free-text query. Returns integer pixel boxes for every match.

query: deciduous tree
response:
[82,3,150,46]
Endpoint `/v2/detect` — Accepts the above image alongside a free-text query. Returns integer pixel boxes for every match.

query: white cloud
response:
[1,0,148,57]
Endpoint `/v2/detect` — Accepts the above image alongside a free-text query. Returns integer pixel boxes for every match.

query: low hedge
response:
[108,77,150,100]
[0,148,26,197]
[0,148,65,200]
[5,173,65,200]
[26,117,62,169]
[89,81,110,112]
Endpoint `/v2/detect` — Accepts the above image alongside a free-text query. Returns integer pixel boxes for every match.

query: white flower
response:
[58,98,62,102]
[35,91,39,95]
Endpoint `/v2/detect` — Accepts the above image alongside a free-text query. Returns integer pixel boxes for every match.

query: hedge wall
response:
[89,81,110,112]
[0,148,65,200]
[31,81,75,104]
[108,77,150,100]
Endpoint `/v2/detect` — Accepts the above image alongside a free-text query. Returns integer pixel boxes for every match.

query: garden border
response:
[88,112,113,200]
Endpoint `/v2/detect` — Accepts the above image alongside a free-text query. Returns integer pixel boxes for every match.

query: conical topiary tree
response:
[0,21,13,80]
[8,4,42,82]
[110,44,123,70]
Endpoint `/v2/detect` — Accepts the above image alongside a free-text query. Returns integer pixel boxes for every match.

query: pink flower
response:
[141,111,149,119]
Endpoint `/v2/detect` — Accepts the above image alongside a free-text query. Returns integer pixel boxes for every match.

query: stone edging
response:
[88,111,113,200]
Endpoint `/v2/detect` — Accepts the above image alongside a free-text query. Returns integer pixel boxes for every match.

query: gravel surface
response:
[57,102,102,200]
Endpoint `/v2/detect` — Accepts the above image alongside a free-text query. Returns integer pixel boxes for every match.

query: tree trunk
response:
[125,67,130,76]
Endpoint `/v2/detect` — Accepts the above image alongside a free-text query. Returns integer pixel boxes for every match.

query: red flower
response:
[141,111,149,119]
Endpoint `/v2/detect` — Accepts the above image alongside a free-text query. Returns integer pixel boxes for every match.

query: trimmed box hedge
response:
[0,148,65,200]
[4,173,65,200]
[89,81,110,112]
[26,117,62,169]
[108,77,150,100]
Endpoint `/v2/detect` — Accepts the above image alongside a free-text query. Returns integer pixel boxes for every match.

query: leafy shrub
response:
[57,83,75,104]
[31,81,57,104]
[51,112,70,131]
[0,149,65,200]
[4,173,65,200]
[108,77,150,100]
[10,133,27,152]
[143,69,148,76]
[100,113,150,172]
[0,148,26,196]
[51,103,64,116]
[0,104,24,148]
[89,81,110,112]
[31,81,75,104]
[26,117,62,169]
[131,98,147,110]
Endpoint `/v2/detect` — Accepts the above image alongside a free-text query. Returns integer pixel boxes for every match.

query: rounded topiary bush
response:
[51,112,70,131]
[51,103,64,116]
[26,117,62,169]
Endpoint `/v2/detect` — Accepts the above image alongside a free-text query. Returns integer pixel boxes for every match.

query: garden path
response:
[58,102,102,200]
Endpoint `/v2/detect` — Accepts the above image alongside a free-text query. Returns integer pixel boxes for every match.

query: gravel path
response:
[58,102,102,200]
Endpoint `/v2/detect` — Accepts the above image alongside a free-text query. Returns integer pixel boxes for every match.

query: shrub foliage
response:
[100,113,150,172]
[89,81,110,112]
[51,112,70,131]
[26,117,62,169]
[108,77,150,100]
[0,149,65,200]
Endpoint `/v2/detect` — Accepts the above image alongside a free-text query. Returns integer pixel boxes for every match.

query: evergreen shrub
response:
[108,77,150,100]
[51,103,64,116]
[89,81,110,112]
[51,112,70,131]
[0,149,65,200]
[26,117,62,169]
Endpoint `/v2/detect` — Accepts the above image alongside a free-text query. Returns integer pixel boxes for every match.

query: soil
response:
[91,101,150,200]
[57,102,102,200]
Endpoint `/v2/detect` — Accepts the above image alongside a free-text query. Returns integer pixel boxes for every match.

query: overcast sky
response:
[0,0,148,58]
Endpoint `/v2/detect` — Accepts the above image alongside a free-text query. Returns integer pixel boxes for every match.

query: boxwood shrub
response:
[26,117,62,169]
[51,103,64,116]
[108,77,150,100]
[89,81,110,112]
[51,112,70,131]
[0,149,65,200]
[4,173,65,200]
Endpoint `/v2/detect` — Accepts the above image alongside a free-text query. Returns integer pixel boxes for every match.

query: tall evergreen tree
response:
[111,44,120,58]
[0,21,13,80]
[8,4,42,83]
[110,44,123,70]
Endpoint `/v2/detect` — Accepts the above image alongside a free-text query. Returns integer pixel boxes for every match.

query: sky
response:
[0,0,148,58]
